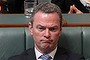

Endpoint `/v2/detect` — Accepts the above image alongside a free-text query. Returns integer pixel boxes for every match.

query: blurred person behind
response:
[7,0,24,13]
[51,0,90,14]
[0,0,1,13]
[0,0,7,13]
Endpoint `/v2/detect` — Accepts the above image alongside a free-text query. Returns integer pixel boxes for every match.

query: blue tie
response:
[39,54,52,60]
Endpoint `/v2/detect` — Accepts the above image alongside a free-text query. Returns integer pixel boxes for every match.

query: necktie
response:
[39,54,52,60]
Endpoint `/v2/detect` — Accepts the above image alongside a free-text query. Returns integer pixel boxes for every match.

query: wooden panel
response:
[63,23,90,27]
[0,23,90,27]
[0,24,28,27]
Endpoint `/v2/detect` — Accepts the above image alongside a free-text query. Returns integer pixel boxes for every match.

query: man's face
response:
[29,11,62,54]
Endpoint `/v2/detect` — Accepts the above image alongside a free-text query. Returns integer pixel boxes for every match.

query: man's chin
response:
[41,47,51,54]
[41,44,52,51]
[41,43,51,48]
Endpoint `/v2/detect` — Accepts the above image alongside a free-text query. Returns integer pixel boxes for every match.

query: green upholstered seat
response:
[59,27,82,55]
[63,14,90,24]
[0,14,30,24]
[82,27,90,60]
[0,28,25,60]
[25,27,34,50]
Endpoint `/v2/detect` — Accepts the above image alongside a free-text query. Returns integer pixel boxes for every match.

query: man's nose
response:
[44,29,51,38]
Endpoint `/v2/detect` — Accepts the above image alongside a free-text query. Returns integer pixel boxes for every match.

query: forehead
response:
[33,11,60,26]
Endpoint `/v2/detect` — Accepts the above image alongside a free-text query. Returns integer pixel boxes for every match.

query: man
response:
[51,0,90,14]
[8,2,85,60]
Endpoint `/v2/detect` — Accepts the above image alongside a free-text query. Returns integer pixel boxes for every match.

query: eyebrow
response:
[36,24,58,28]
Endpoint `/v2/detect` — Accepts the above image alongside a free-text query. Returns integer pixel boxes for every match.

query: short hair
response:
[30,2,62,27]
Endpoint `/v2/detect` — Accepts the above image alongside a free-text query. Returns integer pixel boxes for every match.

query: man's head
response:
[29,2,62,54]
[31,2,62,28]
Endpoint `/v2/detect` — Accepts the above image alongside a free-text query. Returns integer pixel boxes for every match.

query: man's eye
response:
[49,27,58,32]
[38,27,45,31]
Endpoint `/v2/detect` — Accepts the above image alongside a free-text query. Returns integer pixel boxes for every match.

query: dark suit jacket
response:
[8,47,85,60]
[51,0,89,13]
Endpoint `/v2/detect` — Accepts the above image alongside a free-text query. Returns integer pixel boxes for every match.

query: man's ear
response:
[29,22,33,35]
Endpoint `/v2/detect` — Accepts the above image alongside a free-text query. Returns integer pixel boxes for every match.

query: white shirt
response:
[80,0,90,11]
[80,0,90,6]
[35,47,57,60]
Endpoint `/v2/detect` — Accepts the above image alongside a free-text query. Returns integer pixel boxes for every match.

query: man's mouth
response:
[41,40,52,44]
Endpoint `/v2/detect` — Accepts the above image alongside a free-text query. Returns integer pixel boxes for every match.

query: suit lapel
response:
[25,48,36,60]
[54,47,69,60]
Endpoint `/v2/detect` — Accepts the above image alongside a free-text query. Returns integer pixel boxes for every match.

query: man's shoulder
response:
[55,47,85,60]
[8,48,34,60]
[21,48,34,55]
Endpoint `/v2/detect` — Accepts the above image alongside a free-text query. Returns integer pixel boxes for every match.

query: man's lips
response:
[41,40,52,43]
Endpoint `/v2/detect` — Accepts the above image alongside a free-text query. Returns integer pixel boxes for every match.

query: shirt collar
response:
[35,47,57,60]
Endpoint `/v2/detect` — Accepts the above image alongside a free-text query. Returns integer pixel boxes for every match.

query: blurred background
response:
[0,0,51,14]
